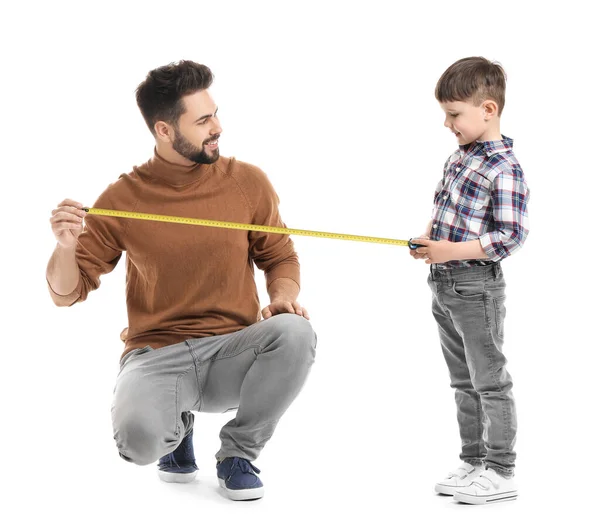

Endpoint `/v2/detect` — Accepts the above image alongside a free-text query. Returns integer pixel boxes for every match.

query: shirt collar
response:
[459,135,514,157]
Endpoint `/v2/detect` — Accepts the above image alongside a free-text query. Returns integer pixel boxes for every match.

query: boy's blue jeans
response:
[428,262,516,478]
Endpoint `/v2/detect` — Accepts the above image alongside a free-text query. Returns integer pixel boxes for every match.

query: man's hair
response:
[435,57,507,116]
[135,60,214,134]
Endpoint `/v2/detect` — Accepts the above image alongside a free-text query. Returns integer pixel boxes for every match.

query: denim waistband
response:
[430,262,502,281]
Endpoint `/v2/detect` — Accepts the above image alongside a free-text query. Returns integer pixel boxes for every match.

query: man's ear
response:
[482,100,499,121]
[154,121,174,143]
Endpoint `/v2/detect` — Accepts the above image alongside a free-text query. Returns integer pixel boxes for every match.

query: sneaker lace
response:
[227,457,261,480]
[471,470,499,490]
[160,432,196,469]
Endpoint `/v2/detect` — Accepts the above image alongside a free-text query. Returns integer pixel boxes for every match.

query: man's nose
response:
[210,116,223,135]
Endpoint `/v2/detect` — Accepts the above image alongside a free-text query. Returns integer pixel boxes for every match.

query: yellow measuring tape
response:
[83,208,418,248]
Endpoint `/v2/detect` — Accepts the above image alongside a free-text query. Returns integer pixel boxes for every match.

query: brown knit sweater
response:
[48,151,300,355]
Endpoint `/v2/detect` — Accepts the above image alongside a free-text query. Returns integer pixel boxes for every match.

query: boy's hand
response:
[410,235,430,260]
[410,238,455,265]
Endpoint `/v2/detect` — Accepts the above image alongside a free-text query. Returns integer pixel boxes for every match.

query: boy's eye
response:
[449,113,459,118]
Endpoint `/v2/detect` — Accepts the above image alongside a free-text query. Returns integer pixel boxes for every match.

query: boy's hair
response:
[136,60,214,134]
[435,57,507,116]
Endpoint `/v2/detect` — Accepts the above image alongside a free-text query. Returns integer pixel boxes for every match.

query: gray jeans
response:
[428,263,516,477]
[112,313,317,464]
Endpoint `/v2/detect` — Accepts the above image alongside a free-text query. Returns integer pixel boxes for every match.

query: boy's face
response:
[440,100,489,145]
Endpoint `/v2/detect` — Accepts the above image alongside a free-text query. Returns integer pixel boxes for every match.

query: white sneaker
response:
[453,468,518,504]
[435,462,484,495]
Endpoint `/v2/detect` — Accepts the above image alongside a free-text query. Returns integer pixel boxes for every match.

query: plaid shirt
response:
[430,135,529,269]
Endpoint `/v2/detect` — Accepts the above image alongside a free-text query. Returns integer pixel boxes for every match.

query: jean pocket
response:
[451,279,485,300]
[119,345,153,366]
[493,296,507,338]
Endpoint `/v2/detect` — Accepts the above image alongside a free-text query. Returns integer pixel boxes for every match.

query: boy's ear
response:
[482,100,499,120]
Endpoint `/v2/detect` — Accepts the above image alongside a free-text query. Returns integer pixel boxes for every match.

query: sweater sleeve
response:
[241,165,300,289]
[47,188,125,306]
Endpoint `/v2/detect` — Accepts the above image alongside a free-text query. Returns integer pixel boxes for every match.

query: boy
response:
[410,57,529,504]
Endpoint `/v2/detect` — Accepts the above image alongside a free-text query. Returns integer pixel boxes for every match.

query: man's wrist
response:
[269,293,297,304]
[267,278,299,303]
[56,242,78,253]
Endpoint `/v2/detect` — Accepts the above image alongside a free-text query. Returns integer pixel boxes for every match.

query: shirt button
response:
[443,194,448,199]
[433,223,438,228]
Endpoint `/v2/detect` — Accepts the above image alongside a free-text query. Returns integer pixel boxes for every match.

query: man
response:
[46,60,317,501]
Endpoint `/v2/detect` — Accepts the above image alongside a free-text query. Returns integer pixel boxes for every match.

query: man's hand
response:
[262,300,310,320]
[264,278,308,320]
[410,238,456,265]
[50,198,87,249]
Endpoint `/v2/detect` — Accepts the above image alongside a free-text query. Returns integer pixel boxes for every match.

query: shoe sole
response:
[218,478,264,501]
[158,470,198,483]
[454,490,518,505]
[435,484,464,496]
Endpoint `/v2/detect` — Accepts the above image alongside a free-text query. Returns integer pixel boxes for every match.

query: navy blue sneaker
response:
[157,431,199,483]
[216,457,264,500]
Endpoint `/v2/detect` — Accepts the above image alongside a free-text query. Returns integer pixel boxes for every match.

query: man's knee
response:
[270,314,316,352]
[113,417,171,466]
[263,314,317,369]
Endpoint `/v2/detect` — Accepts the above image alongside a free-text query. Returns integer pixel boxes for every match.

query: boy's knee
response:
[449,376,474,391]
[474,377,513,395]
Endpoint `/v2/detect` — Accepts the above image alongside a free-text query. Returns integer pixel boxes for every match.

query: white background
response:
[2,1,598,528]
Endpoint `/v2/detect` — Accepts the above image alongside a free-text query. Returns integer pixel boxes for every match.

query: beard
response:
[172,127,220,164]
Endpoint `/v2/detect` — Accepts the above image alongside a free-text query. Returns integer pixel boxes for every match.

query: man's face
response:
[172,90,222,164]
[440,100,487,145]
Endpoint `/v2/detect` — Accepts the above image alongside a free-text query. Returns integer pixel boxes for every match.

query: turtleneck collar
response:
[141,148,213,187]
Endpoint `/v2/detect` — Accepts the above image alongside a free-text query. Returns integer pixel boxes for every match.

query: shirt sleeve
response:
[479,166,530,261]
[246,168,300,290]
[47,192,125,306]
[431,158,450,219]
